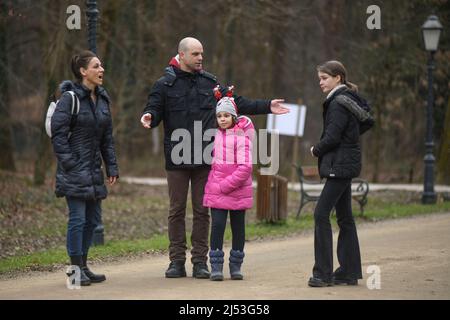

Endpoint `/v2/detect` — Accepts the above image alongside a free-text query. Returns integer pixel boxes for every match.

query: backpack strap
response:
[64,91,80,137]
[66,91,80,115]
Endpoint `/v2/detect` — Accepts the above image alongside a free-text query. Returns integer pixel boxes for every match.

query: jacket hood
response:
[235,116,254,131]
[59,80,77,93]
[340,89,367,107]
[335,88,372,123]
[169,55,181,69]
[58,80,110,102]
[167,55,202,77]
[218,116,254,134]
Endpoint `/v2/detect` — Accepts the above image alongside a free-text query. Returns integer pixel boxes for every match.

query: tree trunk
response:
[34,2,65,185]
[0,2,16,171]
[34,77,56,185]
[437,97,450,184]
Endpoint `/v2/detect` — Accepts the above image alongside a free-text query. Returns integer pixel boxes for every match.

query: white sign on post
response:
[266,103,307,137]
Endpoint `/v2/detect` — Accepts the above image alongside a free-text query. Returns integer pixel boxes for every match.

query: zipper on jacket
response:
[88,95,99,198]
[329,159,335,177]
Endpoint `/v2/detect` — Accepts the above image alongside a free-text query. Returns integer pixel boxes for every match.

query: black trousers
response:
[313,178,363,281]
[210,208,246,251]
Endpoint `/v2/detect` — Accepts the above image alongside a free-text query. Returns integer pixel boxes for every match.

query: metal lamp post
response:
[86,0,104,245]
[86,0,99,54]
[421,15,443,204]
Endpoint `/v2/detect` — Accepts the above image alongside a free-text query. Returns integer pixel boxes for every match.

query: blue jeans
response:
[66,197,102,257]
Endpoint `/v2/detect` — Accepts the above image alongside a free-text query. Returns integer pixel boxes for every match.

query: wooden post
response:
[277,175,288,221]
[256,171,271,221]
[290,98,303,182]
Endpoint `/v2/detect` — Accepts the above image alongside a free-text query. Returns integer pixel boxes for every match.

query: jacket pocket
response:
[63,153,82,173]
[198,89,214,110]
[319,150,336,177]
[167,91,187,110]
[100,108,111,119]
[99,108,112,129]
[167,91,188,130]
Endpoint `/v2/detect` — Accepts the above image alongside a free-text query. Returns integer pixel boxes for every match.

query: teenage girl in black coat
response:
[308,60,374,287]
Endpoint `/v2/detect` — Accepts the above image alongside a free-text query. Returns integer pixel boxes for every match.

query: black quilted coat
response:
[313,86,374,179]
[51,80,119,200]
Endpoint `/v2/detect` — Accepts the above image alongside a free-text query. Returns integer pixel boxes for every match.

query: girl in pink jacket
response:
[203,86,254,281]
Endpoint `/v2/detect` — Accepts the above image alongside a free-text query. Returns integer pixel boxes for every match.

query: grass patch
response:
[1,200,449,275]
[362,201,450,220]
[0,233,169,274]
[226,216,315,241]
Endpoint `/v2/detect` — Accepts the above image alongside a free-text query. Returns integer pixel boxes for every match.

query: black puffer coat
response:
[51,80,119,200]
[313,87,374,179]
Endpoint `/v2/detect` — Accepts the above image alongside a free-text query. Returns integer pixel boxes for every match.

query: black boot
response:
[308,276,333,287]
[165,261,187,278]
[67,255,91,286]
[193,262,210,279]
[332,268,358,286]
[82,254,106,283]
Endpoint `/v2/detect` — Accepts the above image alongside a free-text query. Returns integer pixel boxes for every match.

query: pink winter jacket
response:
[203,116,255,210]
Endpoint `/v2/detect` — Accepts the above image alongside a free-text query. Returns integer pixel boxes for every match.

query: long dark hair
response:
[317,60,358,92]
[71,50,98,81]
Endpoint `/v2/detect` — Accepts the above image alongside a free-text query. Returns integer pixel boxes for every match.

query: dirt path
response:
[1,213,449,300]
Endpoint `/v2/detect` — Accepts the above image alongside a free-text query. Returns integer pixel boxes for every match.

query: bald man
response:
[141,37,288,279]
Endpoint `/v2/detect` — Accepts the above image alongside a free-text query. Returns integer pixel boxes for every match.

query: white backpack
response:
[45,91,80,138]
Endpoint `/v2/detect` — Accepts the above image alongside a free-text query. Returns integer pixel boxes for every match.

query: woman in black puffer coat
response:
[51,50,119,286]
[308,60,374,288]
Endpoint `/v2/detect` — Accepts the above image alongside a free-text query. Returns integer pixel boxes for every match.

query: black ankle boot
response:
[308,276,333,287]
[82,254,106,283]
[67,255,91,286]
[192,262,210,279]
[165,261,187,278]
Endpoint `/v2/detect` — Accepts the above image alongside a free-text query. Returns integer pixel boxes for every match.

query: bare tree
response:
[34,1,68,185]
[437,97,450,184]
[0,2,16,171]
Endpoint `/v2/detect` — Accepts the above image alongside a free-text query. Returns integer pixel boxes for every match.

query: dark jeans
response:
[66,197,101,257]
[210,208,246,251]
[313,178,362,282]
[166,167,210,264]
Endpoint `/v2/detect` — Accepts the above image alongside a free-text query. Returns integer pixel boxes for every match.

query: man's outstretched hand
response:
[141,113,152,129]
[270,99,290,114]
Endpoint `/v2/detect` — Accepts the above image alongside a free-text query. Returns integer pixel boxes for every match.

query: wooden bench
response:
[292,164,369,219]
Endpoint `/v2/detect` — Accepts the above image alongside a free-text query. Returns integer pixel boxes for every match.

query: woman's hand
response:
[108,176,118,185]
